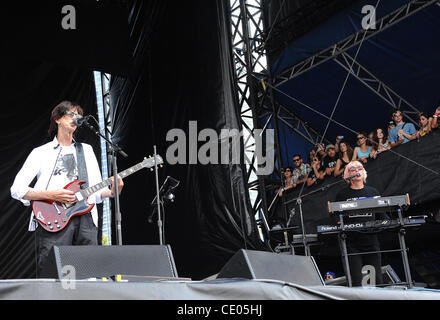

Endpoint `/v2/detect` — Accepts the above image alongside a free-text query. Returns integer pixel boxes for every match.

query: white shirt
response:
[10,137,105,231]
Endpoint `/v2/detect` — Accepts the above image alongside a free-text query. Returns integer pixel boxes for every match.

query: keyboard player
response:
[334,160,388,287]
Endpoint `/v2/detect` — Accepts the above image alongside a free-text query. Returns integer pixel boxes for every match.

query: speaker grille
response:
[41,245,178,279]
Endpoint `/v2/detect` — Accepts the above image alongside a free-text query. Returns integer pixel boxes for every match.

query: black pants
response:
[36,213,98,278]
[340,235,383,287]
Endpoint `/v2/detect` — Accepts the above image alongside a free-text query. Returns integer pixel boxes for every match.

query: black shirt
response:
[323,155,338,171]
[335,185,386,246]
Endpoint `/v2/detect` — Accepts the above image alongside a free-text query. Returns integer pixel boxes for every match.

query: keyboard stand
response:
[338,213,353,287]
[337,208,414,288]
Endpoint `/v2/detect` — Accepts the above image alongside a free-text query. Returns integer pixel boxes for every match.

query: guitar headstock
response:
[142,154,164,169]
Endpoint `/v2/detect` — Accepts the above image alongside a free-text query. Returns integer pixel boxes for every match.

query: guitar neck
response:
[81,162,146,198]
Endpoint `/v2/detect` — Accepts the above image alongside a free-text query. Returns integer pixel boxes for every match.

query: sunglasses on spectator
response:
[293,158,301,162]
[348,166,363,172]
[285,169,292,172]
[357,136,365,140]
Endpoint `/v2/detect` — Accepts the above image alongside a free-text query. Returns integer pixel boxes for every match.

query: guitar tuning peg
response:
[160,165,163,168]
[144,157,147,160]
[150,168,154,172]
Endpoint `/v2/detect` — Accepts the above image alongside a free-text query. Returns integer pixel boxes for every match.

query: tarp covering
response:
[1,279,439,300]
[108,0,265,280]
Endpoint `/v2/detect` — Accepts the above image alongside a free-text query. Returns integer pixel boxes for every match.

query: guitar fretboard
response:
[80,162,147,198]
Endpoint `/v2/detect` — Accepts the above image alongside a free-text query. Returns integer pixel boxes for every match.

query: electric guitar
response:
[32,155,163,232]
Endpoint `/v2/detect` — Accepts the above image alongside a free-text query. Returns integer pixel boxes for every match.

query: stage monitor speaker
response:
[40,245,178,280]
[217,249,324,286]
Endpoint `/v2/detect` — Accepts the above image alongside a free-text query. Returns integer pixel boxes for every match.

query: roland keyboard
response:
[316,216,426,235]
[328,194,410,216]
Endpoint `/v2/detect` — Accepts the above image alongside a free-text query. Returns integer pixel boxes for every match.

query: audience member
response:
[287,107,439,190]
[388,109,417,147]
[278,167,296,196]
[334,140,353,177]
[292,154,311,186]
[370,128,390,159]
[316,143,327,160]
[307,157,326,187]
[334,135,344,153]
[352,131,372,164]
[416,112,432,138]
[322,144,338,176]
[432,106,440,129]
[387,121,395,141]
[308,149,317,165]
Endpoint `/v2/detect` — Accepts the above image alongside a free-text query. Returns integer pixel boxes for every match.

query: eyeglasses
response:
[357,136,365,140]
[348,166,363,172]
[64,111,79,118]
[285,169,292,172]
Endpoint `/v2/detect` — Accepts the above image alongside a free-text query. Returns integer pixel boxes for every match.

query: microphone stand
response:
[284,175,348,256]
[152,145,164,245]
[82,117,128,246]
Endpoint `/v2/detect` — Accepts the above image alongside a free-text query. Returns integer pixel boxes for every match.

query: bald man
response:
[335,161,387,287]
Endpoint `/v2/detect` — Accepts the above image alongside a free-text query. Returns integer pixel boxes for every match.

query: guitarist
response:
[10,101,124,277]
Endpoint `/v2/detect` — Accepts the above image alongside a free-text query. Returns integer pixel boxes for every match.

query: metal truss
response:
[93,71,113,245]
[273,0,439,88]
[230,0,334,238]
[333,52,422,126]
[230,0,278,239]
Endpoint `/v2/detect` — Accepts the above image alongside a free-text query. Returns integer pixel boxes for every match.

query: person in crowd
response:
[432,106,440,129]
[416,112,433,138]
[387,121,395,143]
[334,140,353,177]
[322,144,338,176]
[352,132,373,164]
[335,161,387,287]
[324,272,336,281]
[315,143,327,160]
[388,109,417,148]
[292,154,311,187]
[278,166,296,196]
[370,128,390,159]
[334,135,344,153]
[308,149,317,165]
[307,157,326,187]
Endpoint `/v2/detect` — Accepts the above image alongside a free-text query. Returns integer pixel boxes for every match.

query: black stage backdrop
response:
[0,58,99,279]
[0,1,129,279]
[109,0,265,280]
[0,1,266,280]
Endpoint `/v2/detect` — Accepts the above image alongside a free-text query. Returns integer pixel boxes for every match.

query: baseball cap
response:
[325,144,335,152]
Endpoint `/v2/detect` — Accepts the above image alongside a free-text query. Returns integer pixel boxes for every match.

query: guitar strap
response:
[75,142,89,189]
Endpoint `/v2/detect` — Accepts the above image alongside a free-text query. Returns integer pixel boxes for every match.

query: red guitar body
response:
[32,180,95,233]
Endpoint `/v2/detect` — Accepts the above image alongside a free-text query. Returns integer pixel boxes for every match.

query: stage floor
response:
[1,278,440,300]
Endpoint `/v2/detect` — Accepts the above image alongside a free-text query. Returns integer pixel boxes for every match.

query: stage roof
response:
[266,0,440,163]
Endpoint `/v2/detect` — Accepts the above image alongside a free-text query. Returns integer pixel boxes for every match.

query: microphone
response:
[344,172,361,182]
[73,114,91,126]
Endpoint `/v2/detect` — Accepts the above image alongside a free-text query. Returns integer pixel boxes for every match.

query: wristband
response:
[434,114,439,118]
